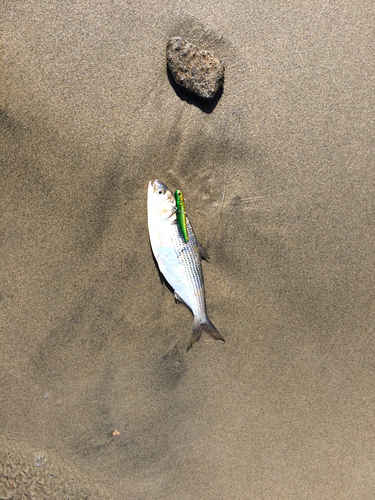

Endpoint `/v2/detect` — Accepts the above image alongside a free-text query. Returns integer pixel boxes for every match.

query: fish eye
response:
[157,189,165,195]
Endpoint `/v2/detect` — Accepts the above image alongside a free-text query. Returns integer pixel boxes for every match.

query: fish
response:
[175,189,189,243]
[147,179,225,348]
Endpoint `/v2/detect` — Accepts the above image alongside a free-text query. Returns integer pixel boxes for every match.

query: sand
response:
[1,1,374,498]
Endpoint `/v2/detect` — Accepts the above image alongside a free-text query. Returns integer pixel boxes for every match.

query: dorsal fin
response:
[186,215,210,261]
[198,241,209,261]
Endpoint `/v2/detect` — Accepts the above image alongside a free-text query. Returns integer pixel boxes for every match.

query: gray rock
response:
[166,37,224,100]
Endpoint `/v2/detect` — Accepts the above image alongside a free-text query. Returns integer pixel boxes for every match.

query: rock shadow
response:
[167,67,223,114]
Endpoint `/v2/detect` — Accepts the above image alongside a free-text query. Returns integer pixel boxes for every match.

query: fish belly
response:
[152,219,205,316]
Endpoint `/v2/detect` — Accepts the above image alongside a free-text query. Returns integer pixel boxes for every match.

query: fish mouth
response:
[151,179,169,192]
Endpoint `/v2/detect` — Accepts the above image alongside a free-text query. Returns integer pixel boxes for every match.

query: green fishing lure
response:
[175,189,189,243]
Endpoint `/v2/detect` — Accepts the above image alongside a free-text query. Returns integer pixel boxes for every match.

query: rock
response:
[166,37,224,100]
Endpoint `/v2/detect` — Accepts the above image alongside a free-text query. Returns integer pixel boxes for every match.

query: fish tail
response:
[188,316,225,349]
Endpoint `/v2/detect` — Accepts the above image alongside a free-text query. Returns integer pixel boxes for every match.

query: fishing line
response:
[205,168,227,252]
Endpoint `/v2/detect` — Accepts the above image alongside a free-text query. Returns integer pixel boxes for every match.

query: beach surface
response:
[1,1,374,498]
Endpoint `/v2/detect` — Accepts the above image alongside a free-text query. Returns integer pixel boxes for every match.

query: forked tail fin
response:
[188,316,225,350]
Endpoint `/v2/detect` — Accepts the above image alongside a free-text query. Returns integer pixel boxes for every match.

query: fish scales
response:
[172,217,204,310]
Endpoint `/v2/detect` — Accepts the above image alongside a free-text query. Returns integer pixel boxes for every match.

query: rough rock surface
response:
[166,37,224,99]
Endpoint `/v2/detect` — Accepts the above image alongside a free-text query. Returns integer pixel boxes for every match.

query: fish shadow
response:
[166,67,223,114]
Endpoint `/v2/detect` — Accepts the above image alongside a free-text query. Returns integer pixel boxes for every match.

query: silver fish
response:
[147,179,225,348]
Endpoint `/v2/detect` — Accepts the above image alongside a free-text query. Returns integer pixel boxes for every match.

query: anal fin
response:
[174,292,189,308]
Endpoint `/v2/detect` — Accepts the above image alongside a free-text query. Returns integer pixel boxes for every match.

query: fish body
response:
[175,189,189,243]
[147,179,224,348]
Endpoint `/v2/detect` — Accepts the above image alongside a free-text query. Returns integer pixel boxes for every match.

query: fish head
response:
[148,179,176,220]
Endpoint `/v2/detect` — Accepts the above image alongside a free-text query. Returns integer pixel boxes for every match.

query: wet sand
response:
[1,1,375,498]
